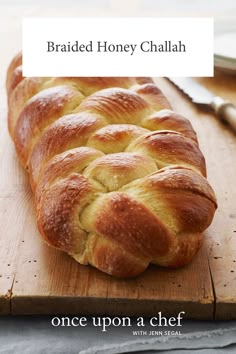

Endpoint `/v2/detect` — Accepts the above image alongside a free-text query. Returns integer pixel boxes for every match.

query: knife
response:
[167,77,236,133]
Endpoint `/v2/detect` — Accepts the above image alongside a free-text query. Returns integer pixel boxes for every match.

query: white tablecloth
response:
[0,316,236,354]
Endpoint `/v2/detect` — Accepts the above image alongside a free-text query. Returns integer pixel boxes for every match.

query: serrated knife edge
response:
[166,77,236,134]
[167,77,214,105]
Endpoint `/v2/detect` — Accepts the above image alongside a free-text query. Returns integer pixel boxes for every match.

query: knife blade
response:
[167,77,236,133]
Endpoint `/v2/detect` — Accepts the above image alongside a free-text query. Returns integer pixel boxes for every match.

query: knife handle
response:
[211,97,236,134]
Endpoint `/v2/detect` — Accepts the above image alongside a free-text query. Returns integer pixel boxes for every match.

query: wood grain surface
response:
[0,3,236,319]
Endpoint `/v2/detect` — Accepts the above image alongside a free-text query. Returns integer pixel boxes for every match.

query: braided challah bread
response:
[6,53,217,277]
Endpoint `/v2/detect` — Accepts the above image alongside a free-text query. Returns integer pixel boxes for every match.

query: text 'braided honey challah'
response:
[6,53,217,277]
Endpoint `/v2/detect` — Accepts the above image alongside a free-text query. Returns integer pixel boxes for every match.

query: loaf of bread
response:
[6,53,217,277]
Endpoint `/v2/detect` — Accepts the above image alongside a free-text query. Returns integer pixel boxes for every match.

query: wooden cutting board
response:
[1,75,236,319]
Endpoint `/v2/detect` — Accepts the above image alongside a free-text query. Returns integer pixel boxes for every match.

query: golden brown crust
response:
[86,234,149,277]
[78,87,151,123]
[91,192,174,258]
[127,130,206,176]
[7,53,217,277]
[28,113,106,188]
[122,167,217,234]
[87,124,149,154]
[134,83,172,111]
[6,52,23,95]
[8,77,47,136]
[14,86,84,166]
[35,147,104,203]
[37,173,102,254]
[142,109,198,143]
[153,232,204,268]
[83,152,157,191]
